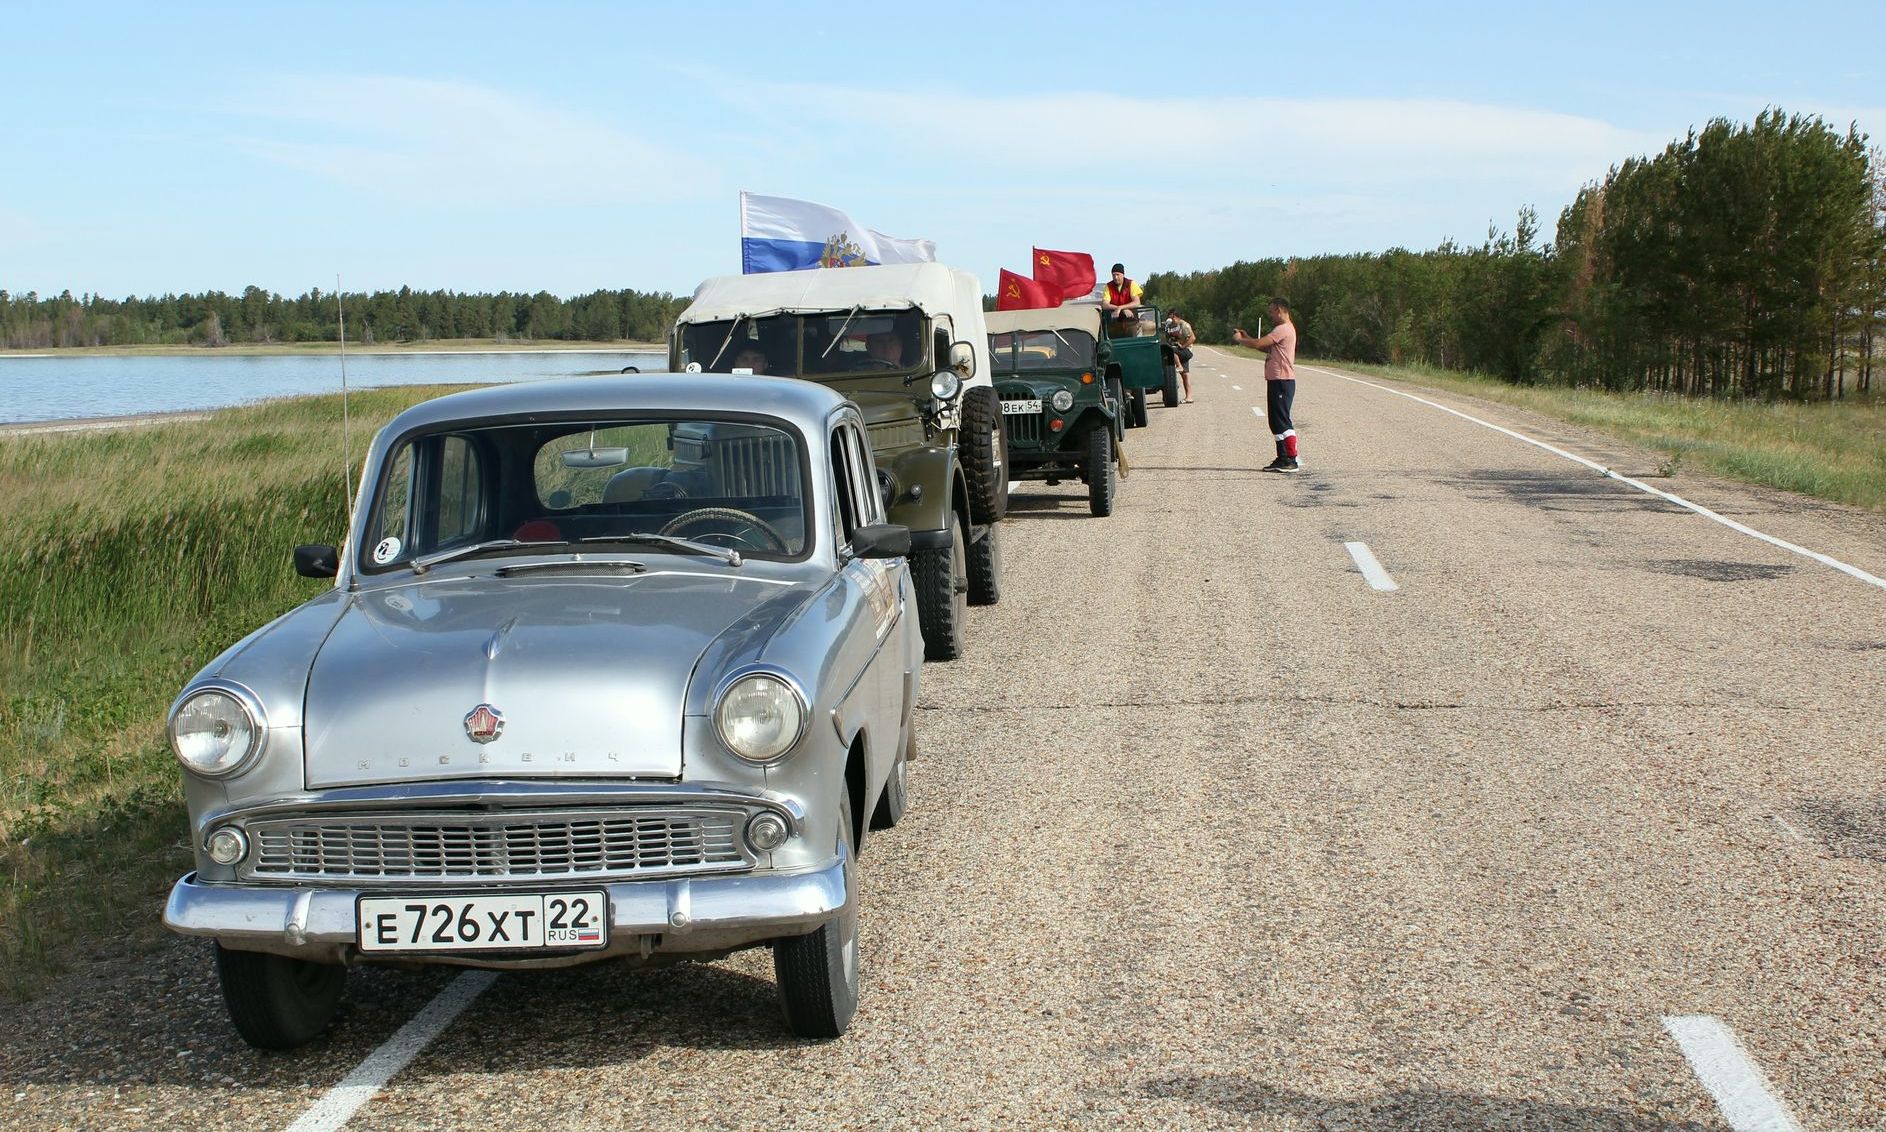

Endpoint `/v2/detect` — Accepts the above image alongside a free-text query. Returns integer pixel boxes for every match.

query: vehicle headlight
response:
[1051,389,1075,412]
[169,688,263,778]
[715,673,807,762]
[930,370,963,402]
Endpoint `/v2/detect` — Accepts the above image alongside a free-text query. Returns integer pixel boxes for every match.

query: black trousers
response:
[1266,379,1297,458]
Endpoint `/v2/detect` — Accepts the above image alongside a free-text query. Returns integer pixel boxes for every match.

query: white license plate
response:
[1002,399,1042,415]
[357,891,608,953]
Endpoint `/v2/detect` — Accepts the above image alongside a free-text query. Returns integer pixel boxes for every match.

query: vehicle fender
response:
[884,445,958,549]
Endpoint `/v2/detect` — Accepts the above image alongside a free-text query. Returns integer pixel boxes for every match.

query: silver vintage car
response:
[162,374,923,1047]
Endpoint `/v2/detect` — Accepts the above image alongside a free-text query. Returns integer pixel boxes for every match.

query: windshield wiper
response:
[410,538,565,575]
[821,305,863,358]
[706,314,747,369]
[579,533,743,567]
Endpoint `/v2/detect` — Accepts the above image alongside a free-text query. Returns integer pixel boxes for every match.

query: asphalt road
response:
[3,349,1882,1130]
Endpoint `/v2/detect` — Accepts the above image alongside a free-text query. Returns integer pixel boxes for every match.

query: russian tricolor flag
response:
[740,192,937,274]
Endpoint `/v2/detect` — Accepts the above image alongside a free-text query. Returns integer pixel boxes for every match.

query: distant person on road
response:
[1101,263,1144,337]
[1233,298,1299,472]
[1164,309,1196,403]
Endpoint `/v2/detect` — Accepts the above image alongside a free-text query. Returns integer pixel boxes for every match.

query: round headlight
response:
[169,689,261,778]
[930,370,963,401]
[1051,389,1075,412]
[715,674,807,762]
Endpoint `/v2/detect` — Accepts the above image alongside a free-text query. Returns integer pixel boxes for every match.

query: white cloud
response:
[706,79,1660,192]
[229,75,714,206]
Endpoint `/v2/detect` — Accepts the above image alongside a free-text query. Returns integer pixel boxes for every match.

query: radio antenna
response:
[337,274,353,502]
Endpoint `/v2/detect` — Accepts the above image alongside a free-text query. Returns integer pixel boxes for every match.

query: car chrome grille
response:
[242,807,753,884]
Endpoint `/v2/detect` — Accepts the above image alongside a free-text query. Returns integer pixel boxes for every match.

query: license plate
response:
[357,891,608,953]
[1002,399,1042,415]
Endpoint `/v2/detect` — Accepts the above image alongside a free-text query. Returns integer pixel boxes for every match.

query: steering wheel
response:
[846,355,895,372]
[658,507,790,553]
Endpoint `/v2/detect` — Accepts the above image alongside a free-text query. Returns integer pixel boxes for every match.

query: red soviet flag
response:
[1032,247,1096,300]
[996,268,1055,310]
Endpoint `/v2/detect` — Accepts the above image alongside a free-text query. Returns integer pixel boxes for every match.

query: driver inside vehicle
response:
[865,330,906,368]
[730,343,770,374]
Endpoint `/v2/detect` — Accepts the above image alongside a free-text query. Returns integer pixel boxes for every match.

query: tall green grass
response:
[0,387,457,997]
[1232,351,1886,512]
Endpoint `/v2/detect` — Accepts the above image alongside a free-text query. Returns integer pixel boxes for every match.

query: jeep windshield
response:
[989,329,1097,371]
[362,415,810,573]
[677,311,926,380]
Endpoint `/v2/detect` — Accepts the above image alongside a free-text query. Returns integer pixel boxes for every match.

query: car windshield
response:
[676,311,926,379]
[363,415,809,572]
[989,329,1097,371]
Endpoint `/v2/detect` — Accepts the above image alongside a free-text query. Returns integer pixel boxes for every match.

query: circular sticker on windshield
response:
[372,536,402,565]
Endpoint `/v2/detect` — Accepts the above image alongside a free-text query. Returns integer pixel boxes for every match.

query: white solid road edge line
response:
[1344,542,1399,591]
[1662,1015,1804,1132]
[1301,363,1886,593]
[284,970,499,1132]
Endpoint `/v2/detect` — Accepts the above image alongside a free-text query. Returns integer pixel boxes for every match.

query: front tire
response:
[774,790,861,1038]
[959,387,1008,523]
[966,522,1001,606]
[912,510,966,661]
[1129,386,1149,429]
[214,944,347,1051]
[1085,426,1117,517]
[1162,360,1180,408]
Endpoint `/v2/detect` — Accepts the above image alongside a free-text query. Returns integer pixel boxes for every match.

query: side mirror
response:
[850,523,911,560]
[947,341,976,378]
[294,544,339,578]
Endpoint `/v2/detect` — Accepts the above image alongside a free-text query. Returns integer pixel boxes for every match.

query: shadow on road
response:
[1140,1074,1716,1130]
[0,940,802,1093]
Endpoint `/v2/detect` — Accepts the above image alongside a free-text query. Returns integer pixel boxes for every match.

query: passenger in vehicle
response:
[729,343,771,374]
[866,331,907,368]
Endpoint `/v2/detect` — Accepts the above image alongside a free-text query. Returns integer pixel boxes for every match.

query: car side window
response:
[829,424,861,547]
[842,427,885,526]
[435,435,483,545]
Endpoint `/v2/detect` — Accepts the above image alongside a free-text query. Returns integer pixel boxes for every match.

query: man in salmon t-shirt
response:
[1233,298,1300,472]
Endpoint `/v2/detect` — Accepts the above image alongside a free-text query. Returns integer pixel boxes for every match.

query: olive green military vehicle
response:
[985,304,1128,517]
[673,265,1006,661]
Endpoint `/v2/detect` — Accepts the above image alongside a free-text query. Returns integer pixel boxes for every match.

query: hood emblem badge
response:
[464,703,505,744]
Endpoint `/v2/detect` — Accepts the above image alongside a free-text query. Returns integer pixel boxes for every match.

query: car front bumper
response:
[164,855,849,968]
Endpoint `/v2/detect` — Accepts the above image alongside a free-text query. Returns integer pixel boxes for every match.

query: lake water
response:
[0,349,671,424]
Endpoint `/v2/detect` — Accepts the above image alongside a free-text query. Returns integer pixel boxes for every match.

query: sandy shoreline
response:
[0,408,220,435]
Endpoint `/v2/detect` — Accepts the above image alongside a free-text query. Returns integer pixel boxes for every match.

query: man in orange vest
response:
[1100,263,1144,334]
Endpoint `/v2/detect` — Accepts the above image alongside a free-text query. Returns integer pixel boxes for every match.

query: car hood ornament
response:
[464,703,505,744]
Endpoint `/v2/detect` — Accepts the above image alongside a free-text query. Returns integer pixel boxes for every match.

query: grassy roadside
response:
[1222,349,1886,513]
[0,387,453,998]
[0,337,664,358]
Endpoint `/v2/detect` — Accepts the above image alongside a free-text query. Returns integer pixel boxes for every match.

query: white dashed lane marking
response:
[1343,542,1399,591]
[1662,1016,1804,1132]
[1301,364,1886,593]
[284,971,498,1132]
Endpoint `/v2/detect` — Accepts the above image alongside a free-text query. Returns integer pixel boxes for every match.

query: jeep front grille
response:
[999,395,1042,448]
[242,807,753,884]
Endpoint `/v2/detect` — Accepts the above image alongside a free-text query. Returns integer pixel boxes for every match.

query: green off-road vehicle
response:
[672,264,1006,661]
[1104,303,1183,425]
[986,304,1130,516]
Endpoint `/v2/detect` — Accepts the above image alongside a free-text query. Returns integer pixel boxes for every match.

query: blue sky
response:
[3,0,1881,300]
